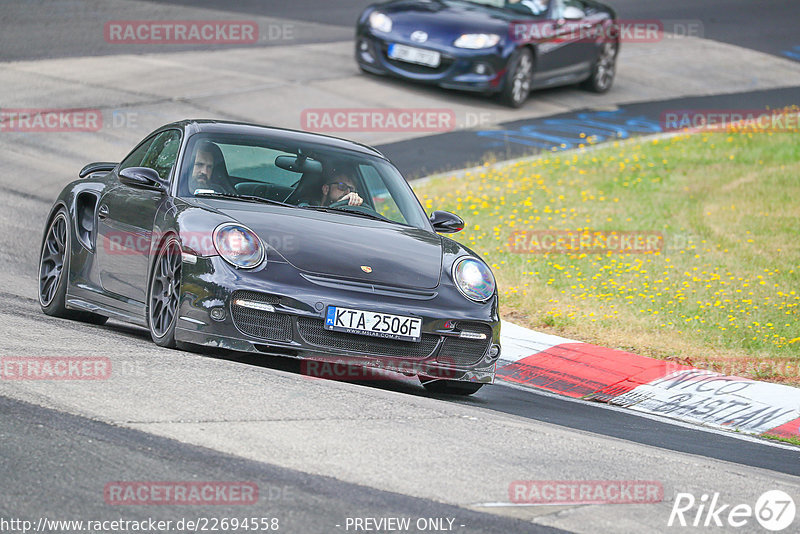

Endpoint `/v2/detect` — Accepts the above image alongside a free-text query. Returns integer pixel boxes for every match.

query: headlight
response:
[213,223,264,269]
[452,257,495,302]
[454,33,500,49]
[369,11,392,33]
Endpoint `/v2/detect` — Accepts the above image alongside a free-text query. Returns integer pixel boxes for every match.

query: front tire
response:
[500,48,534,108]
[582,40,618,93]
[147,236,182,348]
[38,208,107,325]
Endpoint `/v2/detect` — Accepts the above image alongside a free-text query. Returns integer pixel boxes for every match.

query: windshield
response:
[456,0,550,16]
[178,132,431,230]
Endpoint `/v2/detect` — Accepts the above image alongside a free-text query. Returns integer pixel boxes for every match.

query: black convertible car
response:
[38,120,500,394]
[357,0,619,107]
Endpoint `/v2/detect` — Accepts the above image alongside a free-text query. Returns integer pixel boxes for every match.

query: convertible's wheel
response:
[420,378,484,396]
[583,40,618,93]
[38,209,107,325]
[500,48,534,108]
[148,237,182,347]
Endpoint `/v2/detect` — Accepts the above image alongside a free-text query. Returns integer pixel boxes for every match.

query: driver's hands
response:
[338,192,363,206]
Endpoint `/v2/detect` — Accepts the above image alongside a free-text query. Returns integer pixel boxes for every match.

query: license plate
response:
[388,43,441,67]
[325,306,422,342]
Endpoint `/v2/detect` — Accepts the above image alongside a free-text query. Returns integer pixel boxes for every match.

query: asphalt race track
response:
[1,1,799,533]
[1,396,562,534]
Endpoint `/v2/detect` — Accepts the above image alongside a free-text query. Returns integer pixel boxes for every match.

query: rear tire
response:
[38,208,108,325]
[500,48,534,108]
[420,378,484,396]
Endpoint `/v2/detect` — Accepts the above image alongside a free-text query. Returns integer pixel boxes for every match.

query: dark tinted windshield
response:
[178,132,431,230]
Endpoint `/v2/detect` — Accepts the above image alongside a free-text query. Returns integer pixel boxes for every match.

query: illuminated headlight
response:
[213,223,264,269]
[369,11,392,33]
[454,33,500,49]
[452,257,495,302]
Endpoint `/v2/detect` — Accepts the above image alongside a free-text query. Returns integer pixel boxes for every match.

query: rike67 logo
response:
[669,490,796,531]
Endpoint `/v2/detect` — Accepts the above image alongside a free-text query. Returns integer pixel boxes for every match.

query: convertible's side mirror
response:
[119,167,166,192]
[562,6,585,20]
[429,211,464,233]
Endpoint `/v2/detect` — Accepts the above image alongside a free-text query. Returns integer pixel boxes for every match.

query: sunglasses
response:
[327,181,356,194]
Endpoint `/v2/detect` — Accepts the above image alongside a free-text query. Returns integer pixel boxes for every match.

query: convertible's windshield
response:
[178,133,431,230]
[457,0,505,6]
[455,0,550,16]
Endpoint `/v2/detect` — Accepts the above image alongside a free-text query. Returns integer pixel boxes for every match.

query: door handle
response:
[98,204,109,220]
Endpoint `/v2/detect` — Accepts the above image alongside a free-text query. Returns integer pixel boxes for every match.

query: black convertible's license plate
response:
[325,306,422,342]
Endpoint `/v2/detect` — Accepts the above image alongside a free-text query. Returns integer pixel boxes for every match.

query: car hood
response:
[379,0,513,46]
[203,200,443,289]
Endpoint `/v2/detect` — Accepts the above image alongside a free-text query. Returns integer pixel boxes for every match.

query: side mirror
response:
[119,167,166,192]
[429,211,464,233]
[562,6,585,20]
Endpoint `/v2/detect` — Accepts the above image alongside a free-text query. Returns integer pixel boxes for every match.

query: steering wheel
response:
[328,198,354,208]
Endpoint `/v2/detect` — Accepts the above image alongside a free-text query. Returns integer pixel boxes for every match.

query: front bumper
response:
[356,30,509,94]
[175,255,500,383]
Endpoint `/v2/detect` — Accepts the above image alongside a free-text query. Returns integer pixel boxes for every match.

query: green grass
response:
[414,126,800,384]
[762,434,800,447]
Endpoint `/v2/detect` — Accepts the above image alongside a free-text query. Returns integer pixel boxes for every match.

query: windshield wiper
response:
[194,191,294,208]
[301,205,397,224]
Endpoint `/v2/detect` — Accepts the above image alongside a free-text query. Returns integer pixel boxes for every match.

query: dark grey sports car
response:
[38,120,500,394]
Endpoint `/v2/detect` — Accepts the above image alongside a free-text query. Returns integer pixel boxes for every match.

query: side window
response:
[119,135,157,172]
[507,0,550,16]
[141,130,182,182]
[359,164,403,222]
[563,0,584,11]
[549,0,564,19]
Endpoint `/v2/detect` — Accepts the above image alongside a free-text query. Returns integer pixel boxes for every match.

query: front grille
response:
[297,317,438,359]
[438,322,493,367]
[232,290,281,306]
[231,291,292,342]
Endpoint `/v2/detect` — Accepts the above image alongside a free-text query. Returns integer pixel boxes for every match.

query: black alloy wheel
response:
[148,237,182,347]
